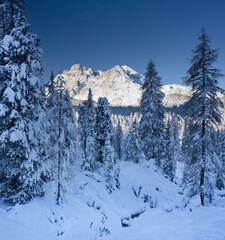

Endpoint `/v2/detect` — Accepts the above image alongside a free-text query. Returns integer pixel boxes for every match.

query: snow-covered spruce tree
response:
[77,103,88,157]
[162,119,176,181]
[0,0,7,39]
[49,76,77,205]
[125,120,144,163]
[171,113,182,163]
[183,28,224,205]
[95,97,117,192]
[139,60,164,166]
[0,0,24,39]
[181,117,191,163]
[81,89,95,171]
[0,5,46,203]
[114,120,123,160]
[44,71,59,181]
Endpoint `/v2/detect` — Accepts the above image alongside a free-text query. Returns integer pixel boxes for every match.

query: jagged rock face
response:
[55,64,197,108]
[56,64,144,107]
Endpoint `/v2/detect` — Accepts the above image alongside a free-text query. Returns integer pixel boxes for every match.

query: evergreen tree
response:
[82,89,95,171]
[125,120,144,163]
[0,0,24,39]
[77,103,88,157]
[181,117,190,163]
[171,114,182,163]
[162,119,176,181]
[0,0,7,39]
[45,71,58,181]
[139,60,164,166]
[0,4,46,203]
[183,28,224,205]
[215,129,225,190]
[53,76,77,205]
[94,97,116,192]
[114,120,123,160]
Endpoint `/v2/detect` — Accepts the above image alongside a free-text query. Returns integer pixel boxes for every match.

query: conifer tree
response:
[53,76,77,205]
[125,120,144,163]
[171,114,182,163]
[94,97,116,192]
[0,0,24,38]
[45,71,58,181]
[0,0,7,39]
[82,89,95,171]
[139,60,164,166]
[162,119,176,181]
[215,129,225,190]
[77,103,88,157]
[0,2,46,203]
[183,28,224,205]
[114,120,123,160]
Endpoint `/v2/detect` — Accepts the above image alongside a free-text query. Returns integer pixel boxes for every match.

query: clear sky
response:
[26,0,225,88]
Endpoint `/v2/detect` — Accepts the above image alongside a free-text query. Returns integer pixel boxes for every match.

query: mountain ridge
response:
[56,64,193,108]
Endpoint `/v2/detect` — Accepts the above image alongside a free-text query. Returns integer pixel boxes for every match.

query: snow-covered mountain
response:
[56,64,193,107]
[56,64,144,107]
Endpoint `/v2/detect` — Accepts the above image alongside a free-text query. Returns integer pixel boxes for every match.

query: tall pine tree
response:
[0,2,46,203]
[139,60,164,166]
[94,97,116,192]
[52,76,77,205]
[183,28,224,205]
[81,89,95,171]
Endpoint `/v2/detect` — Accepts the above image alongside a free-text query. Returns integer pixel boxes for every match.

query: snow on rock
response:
[56,64,195,108]
[0,161,225,240]
[55,64,144,107]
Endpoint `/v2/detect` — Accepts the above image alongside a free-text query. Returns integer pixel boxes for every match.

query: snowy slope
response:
[0,162,225,240]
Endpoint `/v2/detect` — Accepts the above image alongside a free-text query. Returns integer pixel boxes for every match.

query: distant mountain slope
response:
[56,64,144,107]
[56,64,225,115]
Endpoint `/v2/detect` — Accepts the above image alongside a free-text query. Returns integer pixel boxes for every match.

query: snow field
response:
[0,161,225,240]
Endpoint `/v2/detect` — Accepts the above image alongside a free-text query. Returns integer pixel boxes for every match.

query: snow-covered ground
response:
[0,161,225,240]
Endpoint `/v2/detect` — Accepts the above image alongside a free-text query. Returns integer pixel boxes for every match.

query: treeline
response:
[0,0,224,206]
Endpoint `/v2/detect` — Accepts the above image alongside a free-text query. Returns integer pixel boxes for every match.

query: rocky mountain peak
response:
[55,64,202,108]
[56,64,144,106]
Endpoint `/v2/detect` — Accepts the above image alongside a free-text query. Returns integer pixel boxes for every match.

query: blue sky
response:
[26,0,225,88]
